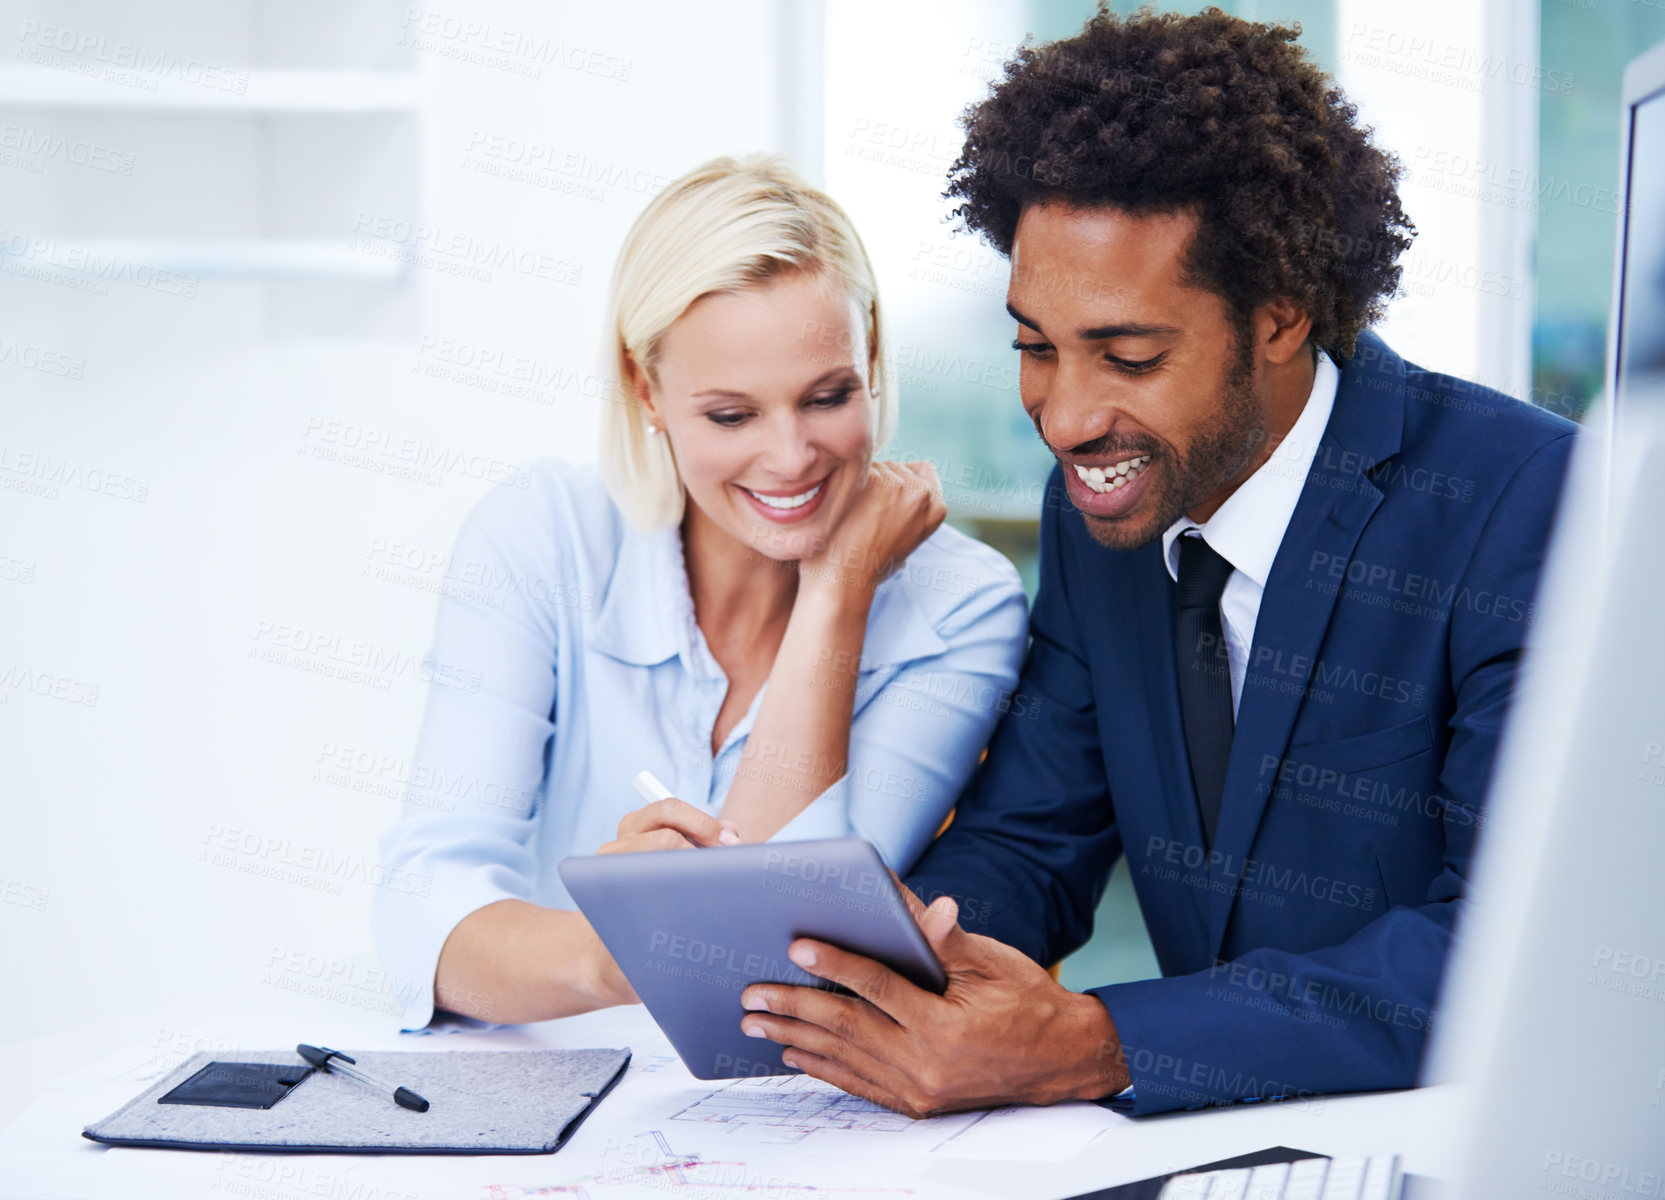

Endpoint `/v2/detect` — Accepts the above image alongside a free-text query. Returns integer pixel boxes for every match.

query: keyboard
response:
[1157,1155,1401,1199]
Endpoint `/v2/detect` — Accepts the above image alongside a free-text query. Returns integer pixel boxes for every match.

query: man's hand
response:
[737,886,1130,1117]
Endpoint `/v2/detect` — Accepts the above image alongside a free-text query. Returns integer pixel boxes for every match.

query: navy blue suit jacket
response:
[905,332,1578,1115]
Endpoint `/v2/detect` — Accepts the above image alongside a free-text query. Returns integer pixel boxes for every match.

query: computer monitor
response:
[1606,39,1665,443]
[1420,36,1665,1200]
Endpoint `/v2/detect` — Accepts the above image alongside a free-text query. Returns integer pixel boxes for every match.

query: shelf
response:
[0,65,419,113]
[0,238,409,281]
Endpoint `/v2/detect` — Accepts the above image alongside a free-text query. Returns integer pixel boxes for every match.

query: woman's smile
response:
[734,473,832,524]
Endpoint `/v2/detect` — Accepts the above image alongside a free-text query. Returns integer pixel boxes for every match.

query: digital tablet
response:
[558,837,947,1079]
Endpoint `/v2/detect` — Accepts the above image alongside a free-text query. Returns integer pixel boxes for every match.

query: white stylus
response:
[633,770,674,804]
[632,769,738,847]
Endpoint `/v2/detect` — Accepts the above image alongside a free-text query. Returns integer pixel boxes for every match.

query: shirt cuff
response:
[374,869,525,1032]
[765,773,853,845]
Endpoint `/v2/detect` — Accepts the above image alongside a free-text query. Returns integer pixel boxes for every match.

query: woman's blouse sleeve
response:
[371,475,569,1031]
[770,534,1030,875]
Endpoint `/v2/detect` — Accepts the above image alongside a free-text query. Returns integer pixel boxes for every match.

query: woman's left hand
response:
[798,459,946,596]
[598,796,741,854]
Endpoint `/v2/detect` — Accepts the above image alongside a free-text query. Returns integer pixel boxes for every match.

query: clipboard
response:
[82,1046,631,1155]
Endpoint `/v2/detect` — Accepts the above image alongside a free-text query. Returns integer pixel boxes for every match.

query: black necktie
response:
[1174,534,1236,847]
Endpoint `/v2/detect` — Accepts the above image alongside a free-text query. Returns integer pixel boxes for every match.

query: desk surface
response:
[0,1000,1456,1200]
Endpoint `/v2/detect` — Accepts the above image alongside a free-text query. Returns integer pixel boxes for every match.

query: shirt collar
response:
[588,521,948,673]
[587,521,691,668]
[1161,349,1341,587]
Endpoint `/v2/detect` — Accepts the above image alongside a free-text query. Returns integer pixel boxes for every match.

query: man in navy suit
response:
[737,9,1577,1114]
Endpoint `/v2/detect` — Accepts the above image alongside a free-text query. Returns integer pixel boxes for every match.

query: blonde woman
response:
[372,155,1027,1031]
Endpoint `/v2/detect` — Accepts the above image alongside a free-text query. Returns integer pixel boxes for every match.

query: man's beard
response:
[1079,326,1266,551]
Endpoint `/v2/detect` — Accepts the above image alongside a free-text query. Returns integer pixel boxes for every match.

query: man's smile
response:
[1058,451,1157,518]
[1070,454,1151,494]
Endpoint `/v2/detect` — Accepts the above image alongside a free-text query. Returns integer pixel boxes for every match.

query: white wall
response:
[0,0,792,1063]
[822,0,1048,519]
[1335,0,1538,395]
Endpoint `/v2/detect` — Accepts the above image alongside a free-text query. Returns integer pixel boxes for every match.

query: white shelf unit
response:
[0,65,419,113]
[0,237,409,281]
[0,0,423,338]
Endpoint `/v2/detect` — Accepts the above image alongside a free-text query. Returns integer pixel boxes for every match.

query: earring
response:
[645,423,661,436]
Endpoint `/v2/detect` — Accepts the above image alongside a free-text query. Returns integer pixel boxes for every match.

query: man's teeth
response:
[1073,456,1151,495]
[745,483,823,510]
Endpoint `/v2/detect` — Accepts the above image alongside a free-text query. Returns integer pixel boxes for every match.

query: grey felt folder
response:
[83,1047,632,1155]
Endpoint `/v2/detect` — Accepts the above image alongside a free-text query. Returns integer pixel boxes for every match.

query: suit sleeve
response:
[905,473,1122,964]
[1093,433,1576,1115]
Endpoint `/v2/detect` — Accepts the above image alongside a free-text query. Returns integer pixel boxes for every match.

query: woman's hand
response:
[799,460,945,598]
[582,795,739,1006]
[577,917,642,1007]
[598,796,741,854]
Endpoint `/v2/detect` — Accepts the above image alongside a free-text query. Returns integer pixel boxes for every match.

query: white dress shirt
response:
[372,459,1029,1031]
[1160,351,1341,715]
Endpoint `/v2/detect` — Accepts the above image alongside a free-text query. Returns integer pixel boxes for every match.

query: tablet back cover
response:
[561,838,942,1079]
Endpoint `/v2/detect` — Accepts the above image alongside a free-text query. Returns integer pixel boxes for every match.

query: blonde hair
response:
[600,153,897,531]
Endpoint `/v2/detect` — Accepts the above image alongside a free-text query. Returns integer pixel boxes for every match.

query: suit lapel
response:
[1204,333,1407,957]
